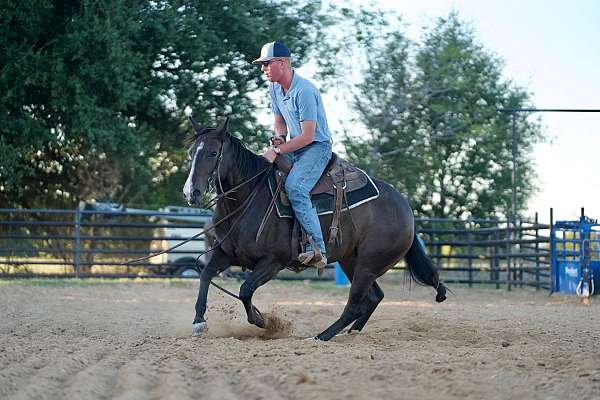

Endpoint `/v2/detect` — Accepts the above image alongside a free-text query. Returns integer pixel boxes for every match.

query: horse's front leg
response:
[239,255,281,328]
[192,247,231,336]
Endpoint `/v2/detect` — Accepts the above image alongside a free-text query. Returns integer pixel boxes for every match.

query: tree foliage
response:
[0,0,325,208]
[345,13,543,219]
[1,4,544,219]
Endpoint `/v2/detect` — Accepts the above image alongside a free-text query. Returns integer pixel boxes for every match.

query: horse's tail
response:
[404,231,447,303]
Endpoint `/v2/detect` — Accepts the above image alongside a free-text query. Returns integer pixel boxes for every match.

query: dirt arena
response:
[1,278,599,400]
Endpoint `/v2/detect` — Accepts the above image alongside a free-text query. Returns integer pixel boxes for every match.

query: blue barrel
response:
[333,262,350,286]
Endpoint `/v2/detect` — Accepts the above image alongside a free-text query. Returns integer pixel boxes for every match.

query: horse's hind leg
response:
[315,268,378,341]
[348,282,384,333]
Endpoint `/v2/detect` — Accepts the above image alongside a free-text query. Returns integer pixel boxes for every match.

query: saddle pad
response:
[268,169,380,219]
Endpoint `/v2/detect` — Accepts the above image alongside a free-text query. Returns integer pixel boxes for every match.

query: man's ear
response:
[216,117,229,137]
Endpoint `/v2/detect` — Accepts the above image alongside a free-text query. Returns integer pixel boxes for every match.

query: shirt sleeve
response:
[268,85,282,116]
[297,87,318,122]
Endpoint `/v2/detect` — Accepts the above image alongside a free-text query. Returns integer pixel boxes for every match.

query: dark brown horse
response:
[183,117,446,341]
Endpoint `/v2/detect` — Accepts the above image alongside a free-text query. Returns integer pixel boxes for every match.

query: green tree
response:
[0,0,324,209]
[346,12,543,219]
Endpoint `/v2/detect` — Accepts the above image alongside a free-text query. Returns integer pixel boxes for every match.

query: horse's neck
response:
[218,174,253,202]
[216,167,270,226]
[219,154,268,202]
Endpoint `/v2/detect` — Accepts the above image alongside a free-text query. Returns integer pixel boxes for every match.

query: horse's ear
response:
[216,117,229,137]
[188,116,204,134]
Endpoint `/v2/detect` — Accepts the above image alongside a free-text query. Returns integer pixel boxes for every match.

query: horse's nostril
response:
[192,189,202,203]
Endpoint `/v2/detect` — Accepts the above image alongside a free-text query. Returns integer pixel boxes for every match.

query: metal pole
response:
[518,219,523,287]
[508,112,517,291]
[535,212,540,290]
[506,218,511,291]
[467,220,473,287]
[495,229,500,289]
[511,112,517,220]
[74,207,81,277]
[550,207,555,292]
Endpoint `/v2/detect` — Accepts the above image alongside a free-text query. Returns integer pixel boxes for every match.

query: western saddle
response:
[265,153,369,252]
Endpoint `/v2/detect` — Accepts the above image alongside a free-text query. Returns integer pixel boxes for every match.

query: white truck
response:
[148,206,214,277]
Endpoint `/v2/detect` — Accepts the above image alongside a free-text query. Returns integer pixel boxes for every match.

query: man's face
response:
[260,58,285,82]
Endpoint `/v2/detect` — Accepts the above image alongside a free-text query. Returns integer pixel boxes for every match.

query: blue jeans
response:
[285,141,332,254]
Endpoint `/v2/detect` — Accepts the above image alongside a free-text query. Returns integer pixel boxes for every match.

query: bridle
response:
[190,130,225,203]
[198,134,272,209]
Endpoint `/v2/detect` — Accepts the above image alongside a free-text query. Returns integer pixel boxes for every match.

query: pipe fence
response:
[0,207,551,289]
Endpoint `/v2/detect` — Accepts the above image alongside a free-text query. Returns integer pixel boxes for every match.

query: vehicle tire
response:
[174,262,204,277]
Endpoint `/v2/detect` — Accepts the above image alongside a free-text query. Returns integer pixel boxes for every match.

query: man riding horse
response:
[181,41,446,341]
[254,41,332,271]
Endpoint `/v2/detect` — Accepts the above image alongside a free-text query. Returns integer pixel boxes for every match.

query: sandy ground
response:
[1,278,599,400]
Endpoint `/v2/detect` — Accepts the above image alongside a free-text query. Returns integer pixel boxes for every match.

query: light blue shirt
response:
[268,71,332,143]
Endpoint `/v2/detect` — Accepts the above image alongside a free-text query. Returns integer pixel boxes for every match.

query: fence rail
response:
[0,206,211,278]
[0,207,551,289]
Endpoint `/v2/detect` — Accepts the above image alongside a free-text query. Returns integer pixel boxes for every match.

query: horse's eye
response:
[210,151,218,157]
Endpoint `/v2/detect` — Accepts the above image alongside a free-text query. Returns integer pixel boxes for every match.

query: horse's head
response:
[183,117,230,205]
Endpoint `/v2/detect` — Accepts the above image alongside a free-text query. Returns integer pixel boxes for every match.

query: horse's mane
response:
[227,133,269,181]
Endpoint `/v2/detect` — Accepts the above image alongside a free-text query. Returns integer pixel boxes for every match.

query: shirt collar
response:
[280,70,297,99]
[289,70,298,91]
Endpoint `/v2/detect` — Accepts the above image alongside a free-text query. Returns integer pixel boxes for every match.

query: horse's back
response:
[372,178,414,223]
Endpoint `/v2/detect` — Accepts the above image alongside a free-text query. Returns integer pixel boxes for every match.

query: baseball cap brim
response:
[252,56,276,65]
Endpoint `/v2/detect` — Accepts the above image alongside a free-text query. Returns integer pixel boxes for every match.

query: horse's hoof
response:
[250,306,266,329]
[304,336,320,341]
[192,321,207,336]
[254,317,266,329]
[436,283,447,303]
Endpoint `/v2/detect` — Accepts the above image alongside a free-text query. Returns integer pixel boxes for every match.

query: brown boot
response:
[298,250,328,269]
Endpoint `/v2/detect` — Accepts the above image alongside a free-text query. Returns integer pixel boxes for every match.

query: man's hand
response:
[262,147,277,163]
